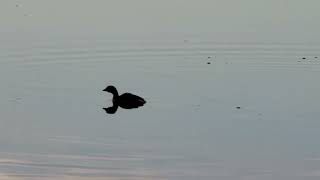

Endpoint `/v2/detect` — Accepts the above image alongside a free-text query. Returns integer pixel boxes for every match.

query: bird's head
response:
[103,85,118,96]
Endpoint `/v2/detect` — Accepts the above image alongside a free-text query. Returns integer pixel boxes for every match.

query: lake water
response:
[1,38,320,179]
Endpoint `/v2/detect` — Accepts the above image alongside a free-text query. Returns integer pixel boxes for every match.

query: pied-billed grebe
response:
[103,86,146,109]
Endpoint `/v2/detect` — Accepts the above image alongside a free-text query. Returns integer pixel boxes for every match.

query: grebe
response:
[103,86,146,109]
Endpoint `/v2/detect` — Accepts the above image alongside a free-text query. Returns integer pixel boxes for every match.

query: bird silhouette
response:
[103,85,146,114]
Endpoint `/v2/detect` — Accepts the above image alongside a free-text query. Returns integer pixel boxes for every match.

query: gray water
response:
[2,0,320,179]
[0,38,320,179]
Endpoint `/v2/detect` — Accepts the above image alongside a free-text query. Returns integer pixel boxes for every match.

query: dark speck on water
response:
[207,62,211,64]
[236,106,241,109]
[302,57,306,60]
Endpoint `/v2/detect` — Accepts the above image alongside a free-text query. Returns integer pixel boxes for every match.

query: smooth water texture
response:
[1,38,320,179]
[1,0,320,178]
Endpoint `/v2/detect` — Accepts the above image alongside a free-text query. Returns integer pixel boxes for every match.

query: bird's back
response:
[118,93,146,109]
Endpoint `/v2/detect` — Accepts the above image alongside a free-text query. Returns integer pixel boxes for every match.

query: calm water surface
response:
[0,39,320,179]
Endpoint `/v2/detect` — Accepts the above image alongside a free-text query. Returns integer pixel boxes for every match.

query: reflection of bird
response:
[103,86,146,114]
[103,106,118,114]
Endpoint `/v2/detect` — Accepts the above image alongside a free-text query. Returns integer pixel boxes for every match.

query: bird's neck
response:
[112,92,119,102]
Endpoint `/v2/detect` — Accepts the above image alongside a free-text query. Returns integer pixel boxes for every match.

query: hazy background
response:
[1,0,320,42]
[1,1,320,179]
